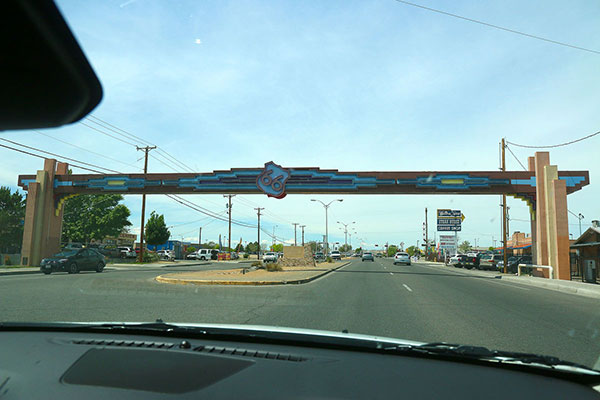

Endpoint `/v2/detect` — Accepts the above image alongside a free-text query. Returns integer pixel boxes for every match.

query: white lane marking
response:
[402,284,413,292]
[389,272,393,275]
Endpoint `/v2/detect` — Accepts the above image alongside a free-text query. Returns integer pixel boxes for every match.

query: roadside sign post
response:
[437,210,464,256]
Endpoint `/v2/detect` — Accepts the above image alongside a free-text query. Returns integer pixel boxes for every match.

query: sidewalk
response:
[423,261,600,299]
[155,261,350,286]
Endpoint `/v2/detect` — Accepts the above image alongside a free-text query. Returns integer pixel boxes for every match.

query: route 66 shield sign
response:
[257,161,290,199]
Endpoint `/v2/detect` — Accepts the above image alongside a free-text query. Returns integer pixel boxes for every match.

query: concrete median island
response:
[155,261,350,286]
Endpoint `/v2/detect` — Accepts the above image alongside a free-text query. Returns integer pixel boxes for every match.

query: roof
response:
[572,226,600,246]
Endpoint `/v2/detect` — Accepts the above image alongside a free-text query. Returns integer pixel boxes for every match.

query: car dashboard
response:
[1,329,599,399]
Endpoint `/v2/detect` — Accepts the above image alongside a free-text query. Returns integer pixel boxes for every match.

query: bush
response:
[251,261,263,268]
[243,253,249,259]
[266,263,282,272]
[139,251,159,263]
[326,256,333,263]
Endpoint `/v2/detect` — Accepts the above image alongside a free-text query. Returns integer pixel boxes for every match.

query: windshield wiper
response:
[385,342,600,375]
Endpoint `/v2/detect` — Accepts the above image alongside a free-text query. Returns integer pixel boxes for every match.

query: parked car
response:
[117,246,136,258]
[503,255,533,273]
[462,254,479,269]
[40,248,105,274]
[362,252,374,262]
[94,244,120,258]
[157,250,175,261]
[62,242,83,251]
[449,254,465,268]
[478,254,504,271]
[262,252,278,263]
[230,252,240,260]
[194,248,216,261]
[331,251,342,260]
[393,252,411,265]
[186,251,198,260]
[314,252,325,261]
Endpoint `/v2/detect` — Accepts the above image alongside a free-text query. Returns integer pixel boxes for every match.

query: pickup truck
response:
[262,252,278,263]
[330,251,341,260]
[117,246,136,258]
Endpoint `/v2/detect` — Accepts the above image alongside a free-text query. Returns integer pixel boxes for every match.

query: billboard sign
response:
[437,209,462,231]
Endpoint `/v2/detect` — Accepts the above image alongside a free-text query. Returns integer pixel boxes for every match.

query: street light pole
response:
[254,207,264,258]
[337,220,355,248]
[311,199,343,256]
[292,223,299,246]
[300,225,306,246]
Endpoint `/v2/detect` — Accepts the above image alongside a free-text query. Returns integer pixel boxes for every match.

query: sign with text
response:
[437,209,462,231]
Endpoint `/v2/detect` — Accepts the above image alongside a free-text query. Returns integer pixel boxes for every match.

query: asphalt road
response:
[1,258,600,369]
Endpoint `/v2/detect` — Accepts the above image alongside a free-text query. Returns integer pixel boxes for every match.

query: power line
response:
[33,130,143,172]
[87,115,197,173]
[0,142,107,174]
[392,0,600,55]
[506,130,600,149]
[0,137,122,174]
[167,194,257,228]
[80,121,139,147]
[505,144,527,171]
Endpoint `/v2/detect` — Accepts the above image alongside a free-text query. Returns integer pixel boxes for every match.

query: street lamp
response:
[311,199,343,256]
[337,221,356,248]
[272,225,278,249]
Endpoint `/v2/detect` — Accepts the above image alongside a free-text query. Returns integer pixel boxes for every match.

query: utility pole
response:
[292,223,299,246]
[136,145,156,262]
[224,195,235,253]
[337,220,355,248]
[198,226,202,248]
[254,207,264,258]
[300,225,306,246]
[501,138,508,273]
[425,207,428,257]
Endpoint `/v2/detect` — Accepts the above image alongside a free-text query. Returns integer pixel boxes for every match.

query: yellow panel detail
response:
[441,179,464,185]
[107,180,126,186]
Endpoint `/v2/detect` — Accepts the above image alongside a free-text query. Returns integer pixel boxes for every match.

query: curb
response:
[155,261,351,286]
[422,261,600,299]
[0,270,40,276]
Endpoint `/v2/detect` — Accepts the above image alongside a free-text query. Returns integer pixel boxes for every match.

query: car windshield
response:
[1,0,599,374]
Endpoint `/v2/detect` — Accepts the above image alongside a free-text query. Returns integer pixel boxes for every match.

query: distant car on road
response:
[314,252,325,261]
[330,251,341,260]
[40,248,105,274]
[393,252,411,265]
[262,252,278,263]
[362,252,374,262]
[157,250,175,261]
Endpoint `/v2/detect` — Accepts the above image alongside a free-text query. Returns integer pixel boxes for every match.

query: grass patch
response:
[251,261,263,268]
[266,263,283,272]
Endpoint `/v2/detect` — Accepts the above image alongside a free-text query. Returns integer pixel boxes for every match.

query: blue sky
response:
[2,0,599,249]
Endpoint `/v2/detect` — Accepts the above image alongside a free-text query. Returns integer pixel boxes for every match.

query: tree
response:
[458,240,472,254]
[271,243,283,252]
[488,246,495,251]
[245,241,259,253]
[354,247,362,254]
[62,194,131,244]
[339,244,352,253]
[405,245,419,257]
[145,211,170,246]
[386,245,398,257]
[0,187,26,253]
[186,246,197,253]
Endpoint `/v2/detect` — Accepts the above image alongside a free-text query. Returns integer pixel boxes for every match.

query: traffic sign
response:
[437,209,461,218]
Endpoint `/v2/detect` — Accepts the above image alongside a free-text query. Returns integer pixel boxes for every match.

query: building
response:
[101,232,137,247]
[506,231,532,256]
[570,220,599,283]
